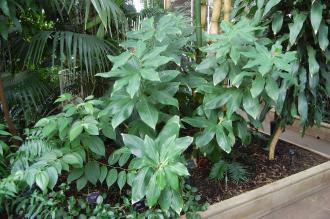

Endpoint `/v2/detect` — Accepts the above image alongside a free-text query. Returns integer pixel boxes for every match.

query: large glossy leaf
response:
[318,22,329,51]
[242,93,260,119]
[81,135,105,156]
[146,174,161,207]
[215,125,232,153]
[263,0,281,17]
[136,97,159,129]
[157,116,180,145]
[132,168,150,203]
[85,161,100,185]
[265,77,279,101]
[289,13,307,45]
[272,12,283,35]
[310,0,323,34]
[250,76,265,98]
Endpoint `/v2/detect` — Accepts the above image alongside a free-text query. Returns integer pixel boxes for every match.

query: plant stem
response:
[0,77,17,137]
[223,0,232,21]
[210,0,222,34]
[194,0,203,63]
[268,126,282,160]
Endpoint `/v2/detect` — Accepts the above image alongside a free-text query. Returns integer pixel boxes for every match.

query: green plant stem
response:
[194,0,203,63]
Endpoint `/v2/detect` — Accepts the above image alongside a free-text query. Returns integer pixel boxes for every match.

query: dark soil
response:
[189,137,329,204]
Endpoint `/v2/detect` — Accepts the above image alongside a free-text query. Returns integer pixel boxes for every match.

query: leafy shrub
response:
[233,0,329,129]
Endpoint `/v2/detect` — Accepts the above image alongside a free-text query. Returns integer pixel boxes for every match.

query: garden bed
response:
[187,137,330,218]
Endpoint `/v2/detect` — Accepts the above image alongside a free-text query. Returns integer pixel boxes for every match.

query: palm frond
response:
[25,31,117,75]
[2,71,55,125]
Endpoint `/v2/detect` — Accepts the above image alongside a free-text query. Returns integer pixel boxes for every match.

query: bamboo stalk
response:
[268,126,282,160]
[194,0,203,63]
[210,0,222,34]
[201,0,207,30]
[0,78,17,137]
[164,0,171,10]
[223,0,231,21]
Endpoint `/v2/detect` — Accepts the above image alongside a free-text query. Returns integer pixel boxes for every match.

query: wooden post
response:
[164,0,171,10]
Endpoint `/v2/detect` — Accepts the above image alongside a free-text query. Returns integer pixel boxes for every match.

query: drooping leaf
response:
[81,135,105,156]
[250,76,265,98]
[310,0,323,34]
[117,171,126,190]
[106,169,118,188]
[136,97,159,129]
[85,161,100,185]
[272,12,283,35]
[289,13,307,45]
[242,93,260,119]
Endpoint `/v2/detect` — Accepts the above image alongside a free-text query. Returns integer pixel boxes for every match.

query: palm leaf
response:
[25,31,117,75]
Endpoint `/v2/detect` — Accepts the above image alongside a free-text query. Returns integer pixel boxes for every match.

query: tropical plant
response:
[232,0,329,159]
[210,160,247,184]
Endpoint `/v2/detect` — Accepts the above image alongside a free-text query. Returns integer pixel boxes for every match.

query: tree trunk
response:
[201,0,207,30]
[0,78,17,136]
[164,0,171,10]
[268,126,282,160]
[194,0,203,63]
[210,0,222,34]
[223,0,231,21]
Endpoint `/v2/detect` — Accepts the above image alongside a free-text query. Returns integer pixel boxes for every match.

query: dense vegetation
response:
[0,0,329,218]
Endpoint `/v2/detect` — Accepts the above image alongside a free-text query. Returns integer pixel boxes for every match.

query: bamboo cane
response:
[194,0,203,63]
[223,0,231,21]
[210,0,222,34]
[201,0,207,30]
[164,0,171,10]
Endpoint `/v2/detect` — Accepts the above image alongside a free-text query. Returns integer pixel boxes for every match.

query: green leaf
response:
[76,177,87,191]
[196,56,217,72]
[318,22,329,51]
[171,190,183,215]
[159,70,180,82]
[215,126,232,153]
[118,153,130,167]
[99,166,108,183]
[146,174,161,207]
[157,116,180,145]
[62,153,83,167]
[68,168,84,183]
[46,167,58,190]
[81,135,105,156]
[213,64,228,85]
[307,46,320,76]
[159,189,172,211]
[83,123,99,136]
[298,93,308,124]
[196,130,215,147]
[108,51,131,70]
[310,0,323,34]
[70,121,83,141]
[165,168,179,190]
[85,161,100,185]
[230,48,240,65]
[117,171,126,190]
[263,0,281,17]
[250,76,265,98]
[0,0,10,16]
[106,169,118,188]
[265,77,279,101]
[36,171,49,193]
[152,90,178,108]
[136,97,159,129]
[122,134,144,157]
[243,93,260,119]
[140,68,160,81]
[108,153,120,165]
[126,74,141,98]
[289,13,307,45]
[167,163,189,176]
[42,121,57,138]
[111,99,135,129]
[101,122,116,140]
[272,12,283,35]
[182,117,213,128]
[132,168,150,203]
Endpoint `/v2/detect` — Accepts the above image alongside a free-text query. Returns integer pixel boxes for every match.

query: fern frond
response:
[209,160,229,180]
[228,162,248,184]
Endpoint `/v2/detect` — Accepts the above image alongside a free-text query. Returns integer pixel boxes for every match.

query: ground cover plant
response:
[0,0,329,218]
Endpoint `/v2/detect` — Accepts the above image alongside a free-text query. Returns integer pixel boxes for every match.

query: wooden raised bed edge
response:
[268,109,330,143]
[192,143,330,219]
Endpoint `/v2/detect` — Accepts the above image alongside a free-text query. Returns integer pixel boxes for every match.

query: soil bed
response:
[189,137,329,205]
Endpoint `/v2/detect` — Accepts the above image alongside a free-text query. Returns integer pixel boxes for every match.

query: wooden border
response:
[199,160,330,219]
